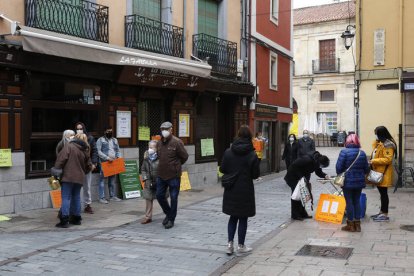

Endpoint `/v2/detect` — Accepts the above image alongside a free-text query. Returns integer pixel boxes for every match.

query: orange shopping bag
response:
[315,194,346,224]
[101,157,126,177]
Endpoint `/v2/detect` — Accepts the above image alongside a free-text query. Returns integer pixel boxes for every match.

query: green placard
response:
[119,160,142,199]
[0,149,12,167]
[200,138,214,157]
[138,126,150,141]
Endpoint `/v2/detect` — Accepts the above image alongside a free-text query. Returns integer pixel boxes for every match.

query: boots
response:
[55,216,69,228]
[341,220,356,232]
[69,215,82,225]
[354,220,361,232]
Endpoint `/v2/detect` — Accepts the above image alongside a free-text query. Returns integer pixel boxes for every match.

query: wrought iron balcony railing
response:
[125,14,183,58]
[25,0,109,43]
[193,33,237,78]
[312,58,340,74]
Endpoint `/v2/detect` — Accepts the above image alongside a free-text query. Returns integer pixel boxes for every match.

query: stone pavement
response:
[0,147,413,275]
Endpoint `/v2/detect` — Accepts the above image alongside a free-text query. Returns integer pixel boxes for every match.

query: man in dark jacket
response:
[156,121,189,229]
[75,122,98,214]
[54,137,92,228]
[297,130,315,158]
[284,151,330,220]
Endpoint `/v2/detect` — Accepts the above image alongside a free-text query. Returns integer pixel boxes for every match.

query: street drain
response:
[295,245,353,259]
[400,225,414,232]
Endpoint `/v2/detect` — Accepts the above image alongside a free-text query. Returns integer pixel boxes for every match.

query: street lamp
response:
[305,78,314,131]
[341,25,356,50]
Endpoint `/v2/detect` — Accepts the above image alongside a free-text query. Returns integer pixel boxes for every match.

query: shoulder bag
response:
[367,165,388,184]
[221,170,240,189]
[334,150,361,187]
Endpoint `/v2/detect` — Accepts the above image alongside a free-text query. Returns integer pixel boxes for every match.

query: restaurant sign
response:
[255,104,278,118]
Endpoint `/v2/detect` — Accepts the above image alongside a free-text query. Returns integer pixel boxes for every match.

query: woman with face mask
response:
[369,126,397,222]
[282,134,299,169]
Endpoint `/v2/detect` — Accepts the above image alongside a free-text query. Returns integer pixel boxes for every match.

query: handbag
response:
[47,176,61,190]
[334,151,361,187]
[367,168,387,184]
[221,171,240,189]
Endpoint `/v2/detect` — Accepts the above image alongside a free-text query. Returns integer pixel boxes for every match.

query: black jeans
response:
[228,216,248,245]
[377,186,389,213]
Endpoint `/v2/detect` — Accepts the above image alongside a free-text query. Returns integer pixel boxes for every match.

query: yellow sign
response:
[315,194,346,224]
[138,126,151,141]
[180,171,191,191]
[50,190,62,209]
[0,149,12,167]
[290,113,299,136]
[200,138,214,157]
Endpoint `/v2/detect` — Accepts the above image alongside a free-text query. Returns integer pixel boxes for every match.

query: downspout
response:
[399,0,404,186]
[183,0,186,58]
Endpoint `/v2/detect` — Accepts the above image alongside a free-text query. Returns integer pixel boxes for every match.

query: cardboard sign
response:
[119,160,142,199]
[180,171,191,191]
[315,194,346,224]
[101,158,126,177]
[0,149,12,167]
[50,190,62,209]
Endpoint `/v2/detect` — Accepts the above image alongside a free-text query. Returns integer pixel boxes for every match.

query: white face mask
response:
[161,130,170,138]
[76,129,83,134]
[289,137,294,142]
[148,148,155,155]
[303,134,309,138]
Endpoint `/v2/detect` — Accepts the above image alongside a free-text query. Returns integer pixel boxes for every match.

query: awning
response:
[16,26,211,78]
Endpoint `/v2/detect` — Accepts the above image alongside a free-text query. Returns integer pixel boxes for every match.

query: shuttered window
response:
[198,0,218,37]
[133,0,161,20]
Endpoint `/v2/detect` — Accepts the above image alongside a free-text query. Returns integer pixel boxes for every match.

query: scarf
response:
[148,152,158,162]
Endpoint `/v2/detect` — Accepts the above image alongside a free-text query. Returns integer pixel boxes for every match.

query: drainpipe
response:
[183,0,187,58]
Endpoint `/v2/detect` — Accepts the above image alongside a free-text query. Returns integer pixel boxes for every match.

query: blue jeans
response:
[99,170,116,199]
[156,177,180,222]
[228,216,248,245]
[61,182,82,217]
[343,188,362,221]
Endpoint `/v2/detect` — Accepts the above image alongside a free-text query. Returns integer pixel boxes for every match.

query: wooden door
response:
[319,39,336,71]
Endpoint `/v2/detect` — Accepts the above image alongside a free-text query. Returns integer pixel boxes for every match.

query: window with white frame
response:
[270,53,278,90]
[270,0,279,24]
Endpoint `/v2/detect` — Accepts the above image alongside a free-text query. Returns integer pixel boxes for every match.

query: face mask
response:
[148,148,155,155]
[161,130,170,138]
[105,132,113,138]
[303,134,309,138]
[289,137,294,142]
[76,129,83,134]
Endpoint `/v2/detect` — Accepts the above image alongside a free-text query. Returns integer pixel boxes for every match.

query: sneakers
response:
[226,241,234,256]
[84,204,94,214]
[370,213,382,219]
[373,214,389,222]
[109,196,122,202]
[99,198,108,204]
[237,244,252,254]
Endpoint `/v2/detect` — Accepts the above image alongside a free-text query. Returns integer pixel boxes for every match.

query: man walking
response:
[75,122,97,214]
[96,126,122,203]
[297,129,315,158]
[156,121,188,229]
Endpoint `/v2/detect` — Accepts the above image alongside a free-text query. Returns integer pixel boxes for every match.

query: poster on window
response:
[179,114,190,137]
[116,111,131,138]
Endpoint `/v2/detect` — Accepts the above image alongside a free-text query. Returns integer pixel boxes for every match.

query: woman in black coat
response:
[220,125,260,256]
[282,134,299,169]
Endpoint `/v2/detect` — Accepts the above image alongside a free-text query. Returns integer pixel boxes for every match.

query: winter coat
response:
[284,151,327,189]
[282,142,299,165]
[54,139,92,185]
[220,138,260,217]
[140,151,159,200]
[297,137,315,157]
[336,145,370,189]
[370,139,396,187]
[75,122,98,164]
[157,135,188,180]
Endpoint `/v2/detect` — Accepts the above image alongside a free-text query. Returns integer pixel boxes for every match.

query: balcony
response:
[192,33,237,78]
[25,0,109,43]
[125,15,184,58]
[312,58,340,74]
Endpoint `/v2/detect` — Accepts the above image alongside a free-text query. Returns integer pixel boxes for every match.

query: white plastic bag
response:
[291,177,305,201]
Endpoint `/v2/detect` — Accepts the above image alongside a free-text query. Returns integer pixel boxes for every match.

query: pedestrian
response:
[253,132,265,180]
[140,140,160,224]
[56,129,75,156]
[54,133,92,228]
[336,134,369,232]
[220,125,260,255]
[75,122,98,214]
[156,121,188,229]
[297,129,315,157]
[96,126,122,203]
[282,134,299,169]
[369,126,397,222]
[284,151,330,220]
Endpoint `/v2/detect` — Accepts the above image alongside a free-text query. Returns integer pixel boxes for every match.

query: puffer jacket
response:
[336,145,370,189]
[140,151,159,200]
[370,139,396,187]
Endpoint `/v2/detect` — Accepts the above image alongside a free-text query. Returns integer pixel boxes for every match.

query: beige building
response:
[293,2,356,139]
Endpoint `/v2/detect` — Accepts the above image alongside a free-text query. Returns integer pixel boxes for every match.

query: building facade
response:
[293,2,356,142]
[0,0,254,214]
[246,0,293,173]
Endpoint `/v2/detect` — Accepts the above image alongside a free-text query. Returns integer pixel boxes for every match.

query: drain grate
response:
[295,245,353,259]
[401,225,414,232]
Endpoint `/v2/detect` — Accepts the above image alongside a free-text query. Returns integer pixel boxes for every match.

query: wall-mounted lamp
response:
[307,78,314,91]
[341,25,356,50]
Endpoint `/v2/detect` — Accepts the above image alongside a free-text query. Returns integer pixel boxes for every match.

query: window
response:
[317,112,338,135]
[319,39,336,71]
[198,0,219,37]
[270,54,278,90]
[132,0,161,20]
[320,90,335,101]
[270,0,279,24]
